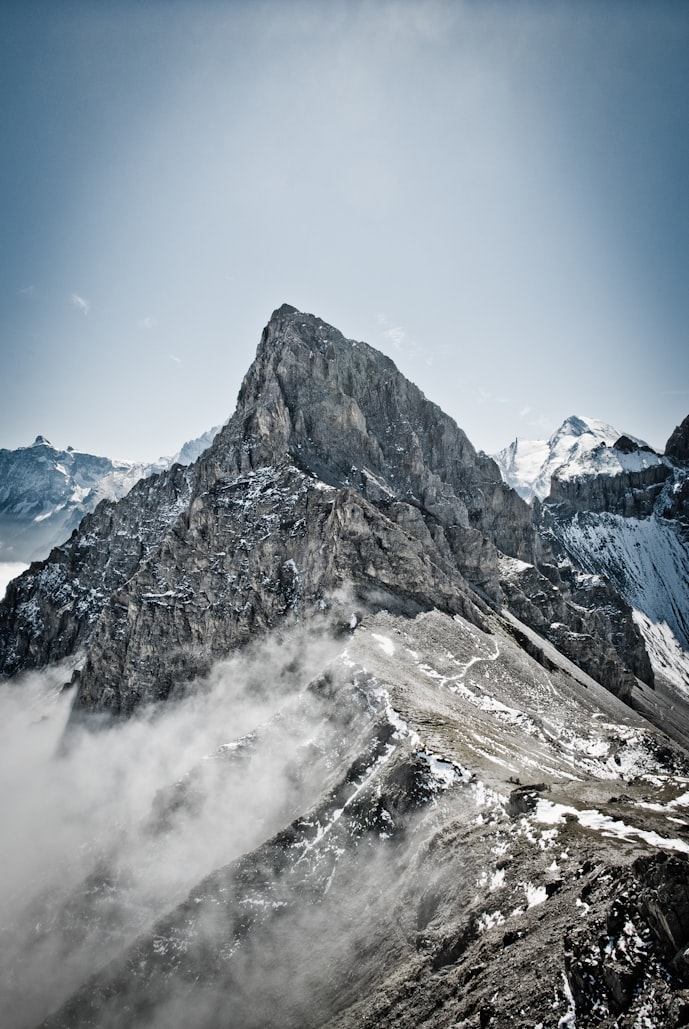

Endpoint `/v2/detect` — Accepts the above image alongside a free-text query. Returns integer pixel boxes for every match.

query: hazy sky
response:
[1,0,687,461]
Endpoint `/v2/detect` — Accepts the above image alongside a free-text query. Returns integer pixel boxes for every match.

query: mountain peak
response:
[32,434,53,447]
[551,415,619,445]
[495,415,661,502]
[226,307,530,565]
[666,414,689,465]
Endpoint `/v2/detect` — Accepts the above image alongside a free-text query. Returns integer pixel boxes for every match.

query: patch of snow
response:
[417,751,472,790]
[553,511,689,685]
[371,687,418,745]
[524,882,547,907]
[558,971,577,1027]
[489,868,506,891]
[633,610,689,693]
[478,910,505,932]
[372,633,395,657]
[535,798,689,853]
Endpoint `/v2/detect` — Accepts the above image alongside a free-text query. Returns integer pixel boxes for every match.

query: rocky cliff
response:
[666,414,689,467]
[0,306,651,713]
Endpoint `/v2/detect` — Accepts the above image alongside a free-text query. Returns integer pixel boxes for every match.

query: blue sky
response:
[1,0,687,461]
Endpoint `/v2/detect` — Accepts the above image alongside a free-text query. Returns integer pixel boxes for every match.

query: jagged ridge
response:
[1,306,651,716]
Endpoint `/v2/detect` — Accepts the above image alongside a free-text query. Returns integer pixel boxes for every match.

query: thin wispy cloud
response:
[476,387,515,406]
[383,326,406,349]
[527,415,553,434]
[377,313,422,361]
[139,316,158,330]
[19,285,35,297]
[169,355,182,364]
[70,293,90,315]
[520,405,531,417]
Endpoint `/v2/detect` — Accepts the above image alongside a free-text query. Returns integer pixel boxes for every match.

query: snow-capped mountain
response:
[495,414,665,502]
[0,427,221,564]
[496,414,689,693]
[1,308,689,1029]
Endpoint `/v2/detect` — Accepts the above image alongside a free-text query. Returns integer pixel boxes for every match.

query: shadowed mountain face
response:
[1,307,688,1029]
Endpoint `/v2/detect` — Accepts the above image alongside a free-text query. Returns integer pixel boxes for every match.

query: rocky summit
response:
[1,306,689,1029]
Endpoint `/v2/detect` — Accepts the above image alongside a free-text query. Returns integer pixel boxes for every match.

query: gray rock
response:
[666,414,689,466]
[0,306,655,719]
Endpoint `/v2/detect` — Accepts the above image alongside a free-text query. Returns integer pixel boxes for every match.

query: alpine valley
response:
[1,306,688,1029]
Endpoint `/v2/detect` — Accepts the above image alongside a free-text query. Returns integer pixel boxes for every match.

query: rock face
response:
[495,410,689,696]
[1,306,650,712]
[543,448,671,520]
[535,429,689,695]
[666,414,689,466]
[2,307,689,1029]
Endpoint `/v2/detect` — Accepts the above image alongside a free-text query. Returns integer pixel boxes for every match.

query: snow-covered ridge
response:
[495,415,663,501]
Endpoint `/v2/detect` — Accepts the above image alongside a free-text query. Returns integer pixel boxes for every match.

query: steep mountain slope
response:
[0,428,221,564]
[1,306,651,711]
[2,307,689,1028]
[526,416,689,694]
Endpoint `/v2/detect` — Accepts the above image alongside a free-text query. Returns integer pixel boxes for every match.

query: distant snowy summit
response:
[494,414,665,501]
[0,427,221,563]
[495,413,689,691]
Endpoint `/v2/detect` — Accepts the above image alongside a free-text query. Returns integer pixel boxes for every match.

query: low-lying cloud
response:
[0,626,346,1028]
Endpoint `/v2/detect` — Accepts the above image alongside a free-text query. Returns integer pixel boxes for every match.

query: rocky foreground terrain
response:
[1,305,688,1028]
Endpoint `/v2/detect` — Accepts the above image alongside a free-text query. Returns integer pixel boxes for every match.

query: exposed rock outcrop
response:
[666,414,689,466]
[544,456,671,520]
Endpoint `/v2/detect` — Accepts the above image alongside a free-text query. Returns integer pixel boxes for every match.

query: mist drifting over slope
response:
[0,624,347,1028]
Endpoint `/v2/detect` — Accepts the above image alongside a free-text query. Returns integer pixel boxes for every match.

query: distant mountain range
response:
[0,427,221,563]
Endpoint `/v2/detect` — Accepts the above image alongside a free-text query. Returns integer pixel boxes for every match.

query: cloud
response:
[169,354,182,364]
[70,293,90,315]
[520,405,531,417]
[19,285,35,297]
[476,386,514,406]
[383,326,406,349]
[527,415,553,434]
[139,316,158,330]
[377,313,422,361]
[0,623,347,1027]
